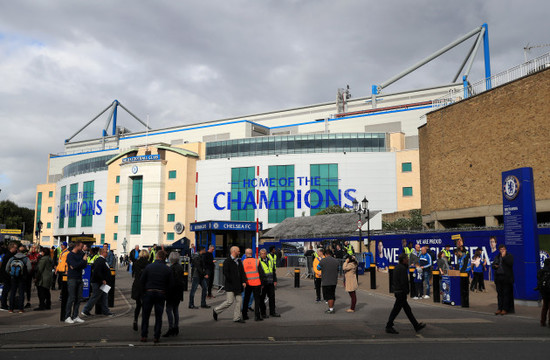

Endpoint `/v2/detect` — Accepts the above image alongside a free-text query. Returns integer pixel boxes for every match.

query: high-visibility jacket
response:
[313,256,324,279]
[404,247,412,256]
[259,257,275,283]
[87,254,98,265]
[56,248,69,273]
[442,249,451,260]
[242,257,261,286]
[149,249,157,263]
[267,253,277,269]
[344,245,354,256]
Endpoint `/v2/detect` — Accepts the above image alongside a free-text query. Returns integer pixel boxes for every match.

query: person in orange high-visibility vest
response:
[242,248,263,321]
[55,242,70,284]
[313,248,325,302]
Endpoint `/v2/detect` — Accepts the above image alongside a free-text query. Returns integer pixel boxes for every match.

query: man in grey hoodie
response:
[4,246,32,313]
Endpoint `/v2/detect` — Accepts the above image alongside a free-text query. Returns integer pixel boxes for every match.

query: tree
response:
[382,209,423,230]
[315,205,351,216]
[0,200,35,239]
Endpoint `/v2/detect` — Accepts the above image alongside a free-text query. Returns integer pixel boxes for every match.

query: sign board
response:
[190,221,262,232]
[122,154,161,163]
[0,229,22,235]
[502,167,539,301]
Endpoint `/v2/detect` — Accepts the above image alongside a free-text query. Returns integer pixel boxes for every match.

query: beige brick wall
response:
[420,68,550,216]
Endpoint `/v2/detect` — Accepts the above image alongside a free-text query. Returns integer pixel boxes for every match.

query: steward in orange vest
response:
[313,248,325,302]
[242,248,263,321]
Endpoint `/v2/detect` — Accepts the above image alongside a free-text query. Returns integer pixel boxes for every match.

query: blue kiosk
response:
[190,220,262,258]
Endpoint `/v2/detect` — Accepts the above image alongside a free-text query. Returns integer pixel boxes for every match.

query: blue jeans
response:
[65,278,83,320]
[82,283,111,315]
[166,300,180,328]
[9,278,25,311]
[423,270,431,296]
[141,291,166,339]
[188,276,207,307]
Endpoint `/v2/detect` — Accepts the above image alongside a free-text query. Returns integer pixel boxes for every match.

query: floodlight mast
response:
[370,23,492,108]
[64,100,151,143]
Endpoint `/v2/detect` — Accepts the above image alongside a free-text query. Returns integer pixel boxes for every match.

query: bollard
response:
[108,268,116,307]
[388,265,395,293]
[432,270,440,303]
[369,263,376,289]
[460,272,470,308]
[294,268,300,288]
[409,268,415,298]
[59,274,68,322]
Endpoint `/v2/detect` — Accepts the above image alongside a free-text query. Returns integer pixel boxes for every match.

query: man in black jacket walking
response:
[385,253,426,334]
[188,246,210,309]
[81,247,113,317]
[212,246,247,323]
[140,250,174,343]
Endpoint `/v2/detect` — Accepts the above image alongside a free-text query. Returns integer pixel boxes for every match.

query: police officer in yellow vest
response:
[403,242,413,257]
[87,248,99,265]
[148,245,157,264]
[241,248,263,321]
[267,246,277,270]
[442,245,452,266]
[343,241,355,256]
[313,248,325,302]
[258,249,281,318]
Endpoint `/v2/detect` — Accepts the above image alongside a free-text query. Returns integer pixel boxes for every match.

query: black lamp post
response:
[352,197,369,253]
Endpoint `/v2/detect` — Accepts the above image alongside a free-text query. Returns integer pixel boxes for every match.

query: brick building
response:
[419,67,550,229]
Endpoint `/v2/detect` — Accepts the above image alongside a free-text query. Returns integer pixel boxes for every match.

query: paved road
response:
[1,269,548,349]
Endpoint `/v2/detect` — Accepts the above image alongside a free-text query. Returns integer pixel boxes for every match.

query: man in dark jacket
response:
[493,244,514,315]
[385,253,426,334]
[203,245,216,298]
[63,241,88,323]
[212,246,247,323]
[0,243,18,310]
[140,250,174,343]
[188,246,210,309]
[81,247,113,317]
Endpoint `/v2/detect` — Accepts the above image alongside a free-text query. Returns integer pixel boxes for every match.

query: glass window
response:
[131,177,143,235]
[100,234,105,245]
[114,233,118,240]
[169,170,177,179]
[230,167,255,221]
[116,175,120,184]
[48,206,52,213]
[59,186,66,228]
[68,183,78,228]
[402,162,412,172]
[81,181,94,227]
[167,214,175,222]
[48,191,53,198]
[47,222,51,229]
[115,195,119,204]
[168,192,176,200]
[310,164,339,215]
[36,192,42,224]
[268,165,295,223]
[167,232,175,241]
[114,216,118,224]
[403,187,413,197]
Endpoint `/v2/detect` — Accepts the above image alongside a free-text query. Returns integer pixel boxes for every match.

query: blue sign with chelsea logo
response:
[502,167,539,301]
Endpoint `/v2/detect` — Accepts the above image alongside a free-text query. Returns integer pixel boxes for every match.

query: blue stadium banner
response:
[502,167,539,301]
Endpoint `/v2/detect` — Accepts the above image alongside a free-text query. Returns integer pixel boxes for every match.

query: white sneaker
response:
[73,316,85,323]
[423,295,430,299]
[413,297,419,300]
[64,317,75,324]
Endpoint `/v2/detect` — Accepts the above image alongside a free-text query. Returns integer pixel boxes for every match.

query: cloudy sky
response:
[1,0,549,209]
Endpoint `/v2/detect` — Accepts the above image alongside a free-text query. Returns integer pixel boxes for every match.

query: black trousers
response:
[1,280,11,308]
[141,291,166,340]
[260,283,276,315]
[495,277,514,312]
[314,278,322,300]
[207,270,214,296]
[242,285,261,319]
[386,292,419,329]
[37,286,51,309]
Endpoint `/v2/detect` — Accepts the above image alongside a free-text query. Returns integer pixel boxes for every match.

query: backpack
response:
[9,258,27,278]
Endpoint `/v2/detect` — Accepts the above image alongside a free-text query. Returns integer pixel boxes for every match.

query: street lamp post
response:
[352,197,369,253]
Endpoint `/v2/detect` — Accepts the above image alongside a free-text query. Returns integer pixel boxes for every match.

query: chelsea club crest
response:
[503,175,520,201]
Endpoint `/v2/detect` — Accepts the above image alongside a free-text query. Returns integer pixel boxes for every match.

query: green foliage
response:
[315,205,351,216]
[382,209,423,230]
[0,200,35,238]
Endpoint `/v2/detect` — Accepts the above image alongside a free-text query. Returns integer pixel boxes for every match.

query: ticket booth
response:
[190,221,262,258]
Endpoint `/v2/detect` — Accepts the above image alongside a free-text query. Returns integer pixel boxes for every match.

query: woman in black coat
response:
[131,250,150,331]
[164,251,184,337]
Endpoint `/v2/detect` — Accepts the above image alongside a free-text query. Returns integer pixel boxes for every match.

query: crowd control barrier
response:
[212,259,226,294]
[285,255,308,278]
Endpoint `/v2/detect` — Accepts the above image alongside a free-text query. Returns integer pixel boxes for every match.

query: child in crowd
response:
[413,263,423,299]
[470,249,486,292]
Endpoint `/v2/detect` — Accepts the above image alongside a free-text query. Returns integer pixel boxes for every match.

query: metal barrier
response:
[285,255,308,278]
[212,258,225,294]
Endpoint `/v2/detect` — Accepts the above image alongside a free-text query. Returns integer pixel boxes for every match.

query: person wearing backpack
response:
[0,243,18,311]
[537,258,550,327]
[4,246,32,313]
